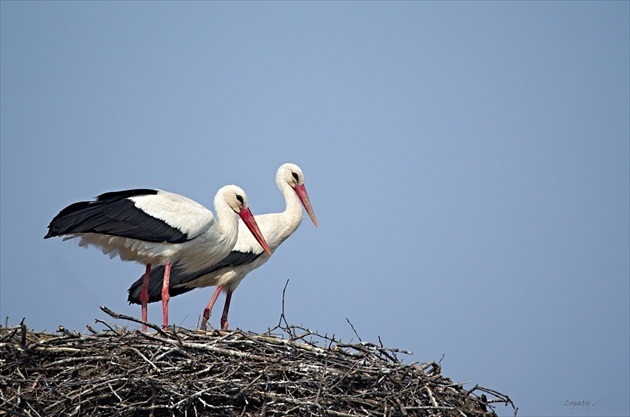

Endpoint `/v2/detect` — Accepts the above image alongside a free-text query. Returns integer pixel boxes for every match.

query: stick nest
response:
[0,308,517,417]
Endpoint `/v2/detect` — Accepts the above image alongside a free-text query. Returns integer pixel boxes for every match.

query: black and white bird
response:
[45,185,272,330]
[127,163,317,330]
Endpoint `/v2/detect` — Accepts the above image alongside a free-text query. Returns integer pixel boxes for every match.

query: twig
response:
[57,325,81,338]
[345,317,363,343]
[277,279,291,329]
[93,318,121,336]
[124,346,161,373]
[0,405,30,417]
[20,319,27,347]
[99,306,168,337]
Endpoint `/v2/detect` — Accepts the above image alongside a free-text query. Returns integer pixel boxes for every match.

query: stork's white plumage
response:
[127,163,317,330]
[45,185,272,330]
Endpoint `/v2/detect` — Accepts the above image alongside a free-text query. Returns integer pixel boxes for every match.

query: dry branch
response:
[0,311,517,417]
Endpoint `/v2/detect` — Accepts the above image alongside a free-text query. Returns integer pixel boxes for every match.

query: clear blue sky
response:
[1,2,628,416]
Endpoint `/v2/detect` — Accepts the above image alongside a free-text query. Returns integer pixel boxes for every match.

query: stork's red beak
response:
[238,207,273,255]
[294,184,318,228]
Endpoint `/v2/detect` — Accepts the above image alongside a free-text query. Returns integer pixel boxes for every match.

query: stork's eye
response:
[291,172,299,182]
[236,195,244,204]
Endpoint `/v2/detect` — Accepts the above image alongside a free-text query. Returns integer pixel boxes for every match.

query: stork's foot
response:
[200,311,210,331]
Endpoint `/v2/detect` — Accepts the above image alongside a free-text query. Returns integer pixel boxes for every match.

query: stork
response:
[127,163,317,330]
[45,185,272,330]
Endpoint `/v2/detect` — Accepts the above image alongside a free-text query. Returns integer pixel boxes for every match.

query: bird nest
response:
[0,307,517,417]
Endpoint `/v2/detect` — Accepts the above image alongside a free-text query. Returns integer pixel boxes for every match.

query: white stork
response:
[127,163,317,330]
[45,185,272,330]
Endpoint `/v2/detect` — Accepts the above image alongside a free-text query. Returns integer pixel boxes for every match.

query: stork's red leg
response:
[220,290,233,330]
[200,286,223,330]
[140,264,151,332]
[161,263,171,329]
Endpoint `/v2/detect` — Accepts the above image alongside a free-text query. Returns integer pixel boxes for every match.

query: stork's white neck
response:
[276,177,304,241]
[212,193,239,244]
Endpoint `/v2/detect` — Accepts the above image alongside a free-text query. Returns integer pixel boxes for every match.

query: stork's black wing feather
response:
[127,250,264,304]
[45,189,188,243]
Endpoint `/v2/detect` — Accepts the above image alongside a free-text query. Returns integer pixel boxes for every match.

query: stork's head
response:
[216,185,272,255]
[277,163,318,227]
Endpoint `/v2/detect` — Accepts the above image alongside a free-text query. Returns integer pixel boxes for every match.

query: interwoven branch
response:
[0,311,517,417]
